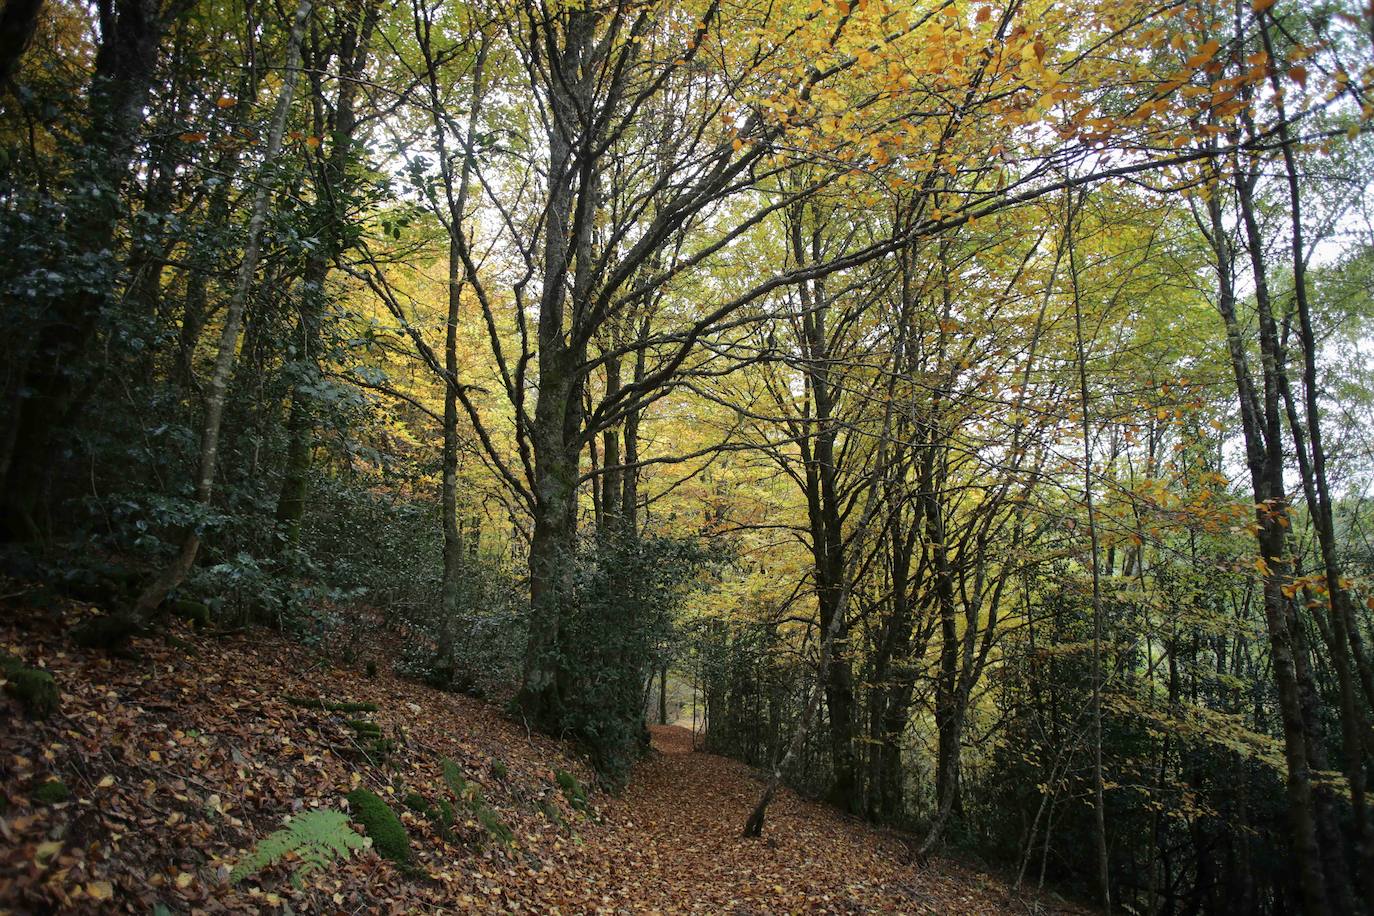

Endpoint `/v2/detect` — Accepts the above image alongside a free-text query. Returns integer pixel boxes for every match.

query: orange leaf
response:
[1288,65,1307,88]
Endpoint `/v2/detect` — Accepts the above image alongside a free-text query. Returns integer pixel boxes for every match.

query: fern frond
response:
[230,809,368,885]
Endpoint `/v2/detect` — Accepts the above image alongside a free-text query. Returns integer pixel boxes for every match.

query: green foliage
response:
[440,758,471,802]
[540,535,713,786]
[1,653,59,719]
[489,759,508,781]
[394,551,524,697]
[537,798,565,827]
[31,779,69,805]
[168,598,211,629]
[229,809,368,886]
[344,788,411,865]
[475,805,514,846]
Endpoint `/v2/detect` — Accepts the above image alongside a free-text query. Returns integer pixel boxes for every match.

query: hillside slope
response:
[1,599,1084,914]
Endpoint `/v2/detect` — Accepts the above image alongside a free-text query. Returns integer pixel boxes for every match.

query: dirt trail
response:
[532,725,1081,914]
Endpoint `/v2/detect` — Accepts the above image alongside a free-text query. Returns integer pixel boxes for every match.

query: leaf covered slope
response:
[1,602,1085,913]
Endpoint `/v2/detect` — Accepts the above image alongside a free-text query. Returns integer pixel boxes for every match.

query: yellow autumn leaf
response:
[87,880,114,901]
[35,840,62,866]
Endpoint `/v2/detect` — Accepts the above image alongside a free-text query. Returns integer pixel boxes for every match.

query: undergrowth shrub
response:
[551,535,714,787]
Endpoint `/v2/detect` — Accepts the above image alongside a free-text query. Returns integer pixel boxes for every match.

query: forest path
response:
[541,725,1073,914]
[0,609,1082,914]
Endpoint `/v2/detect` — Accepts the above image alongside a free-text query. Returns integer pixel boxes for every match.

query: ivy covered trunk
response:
[517,356,584,726]
[1,0,166,539]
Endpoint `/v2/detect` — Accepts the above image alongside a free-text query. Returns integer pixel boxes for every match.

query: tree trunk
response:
[2,0,168,539]
[1203,172,1331,915]
[122,0,313,625]
[273,0,377,548]
[0,0,43,87]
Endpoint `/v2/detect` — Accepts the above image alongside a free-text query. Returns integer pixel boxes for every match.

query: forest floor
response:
[0,596,1087,914]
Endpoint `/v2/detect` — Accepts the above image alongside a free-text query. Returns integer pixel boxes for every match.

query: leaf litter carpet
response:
[1,603,1085,913]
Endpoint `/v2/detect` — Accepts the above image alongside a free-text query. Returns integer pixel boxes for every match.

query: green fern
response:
[230,809,368,886]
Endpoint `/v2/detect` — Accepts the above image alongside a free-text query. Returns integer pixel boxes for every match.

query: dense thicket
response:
[2,0,1373,911]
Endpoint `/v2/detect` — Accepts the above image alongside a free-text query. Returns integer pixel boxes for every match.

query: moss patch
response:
[344,789,410,865]
[441,758,514,847]
[286,696,378,713]
[345,719,382,738]
[168,598,211,629]
[31,779,70,805]
[555,770,590,812]
[1,652,59,719]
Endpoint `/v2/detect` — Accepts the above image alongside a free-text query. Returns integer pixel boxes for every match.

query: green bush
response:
[344,788,410,865]
[540,535,712,786]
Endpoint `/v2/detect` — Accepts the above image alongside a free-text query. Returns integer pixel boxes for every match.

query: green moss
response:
[344,789,410,865]
[71,614,143,649]
[537,798,565,827]
[169,598,211,629]
[346,719,382,738]
[441,758,472,802]
[489,759,508,781]
[476,805,514,846]
[286,696,378,713]
[2,654,58,719]
[439,758,512,846]
[555,770,589,811]
[401,791,454,840]
[32,779,69,805]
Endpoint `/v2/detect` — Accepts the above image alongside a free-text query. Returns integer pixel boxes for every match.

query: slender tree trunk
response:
[126,0,313,623]
[658,662,668,725]
[1258,14,1374,900]
[1066,190,1111,912]
[744,316,904,837]
[274,0,377,547]
[1203,169,1331,914]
